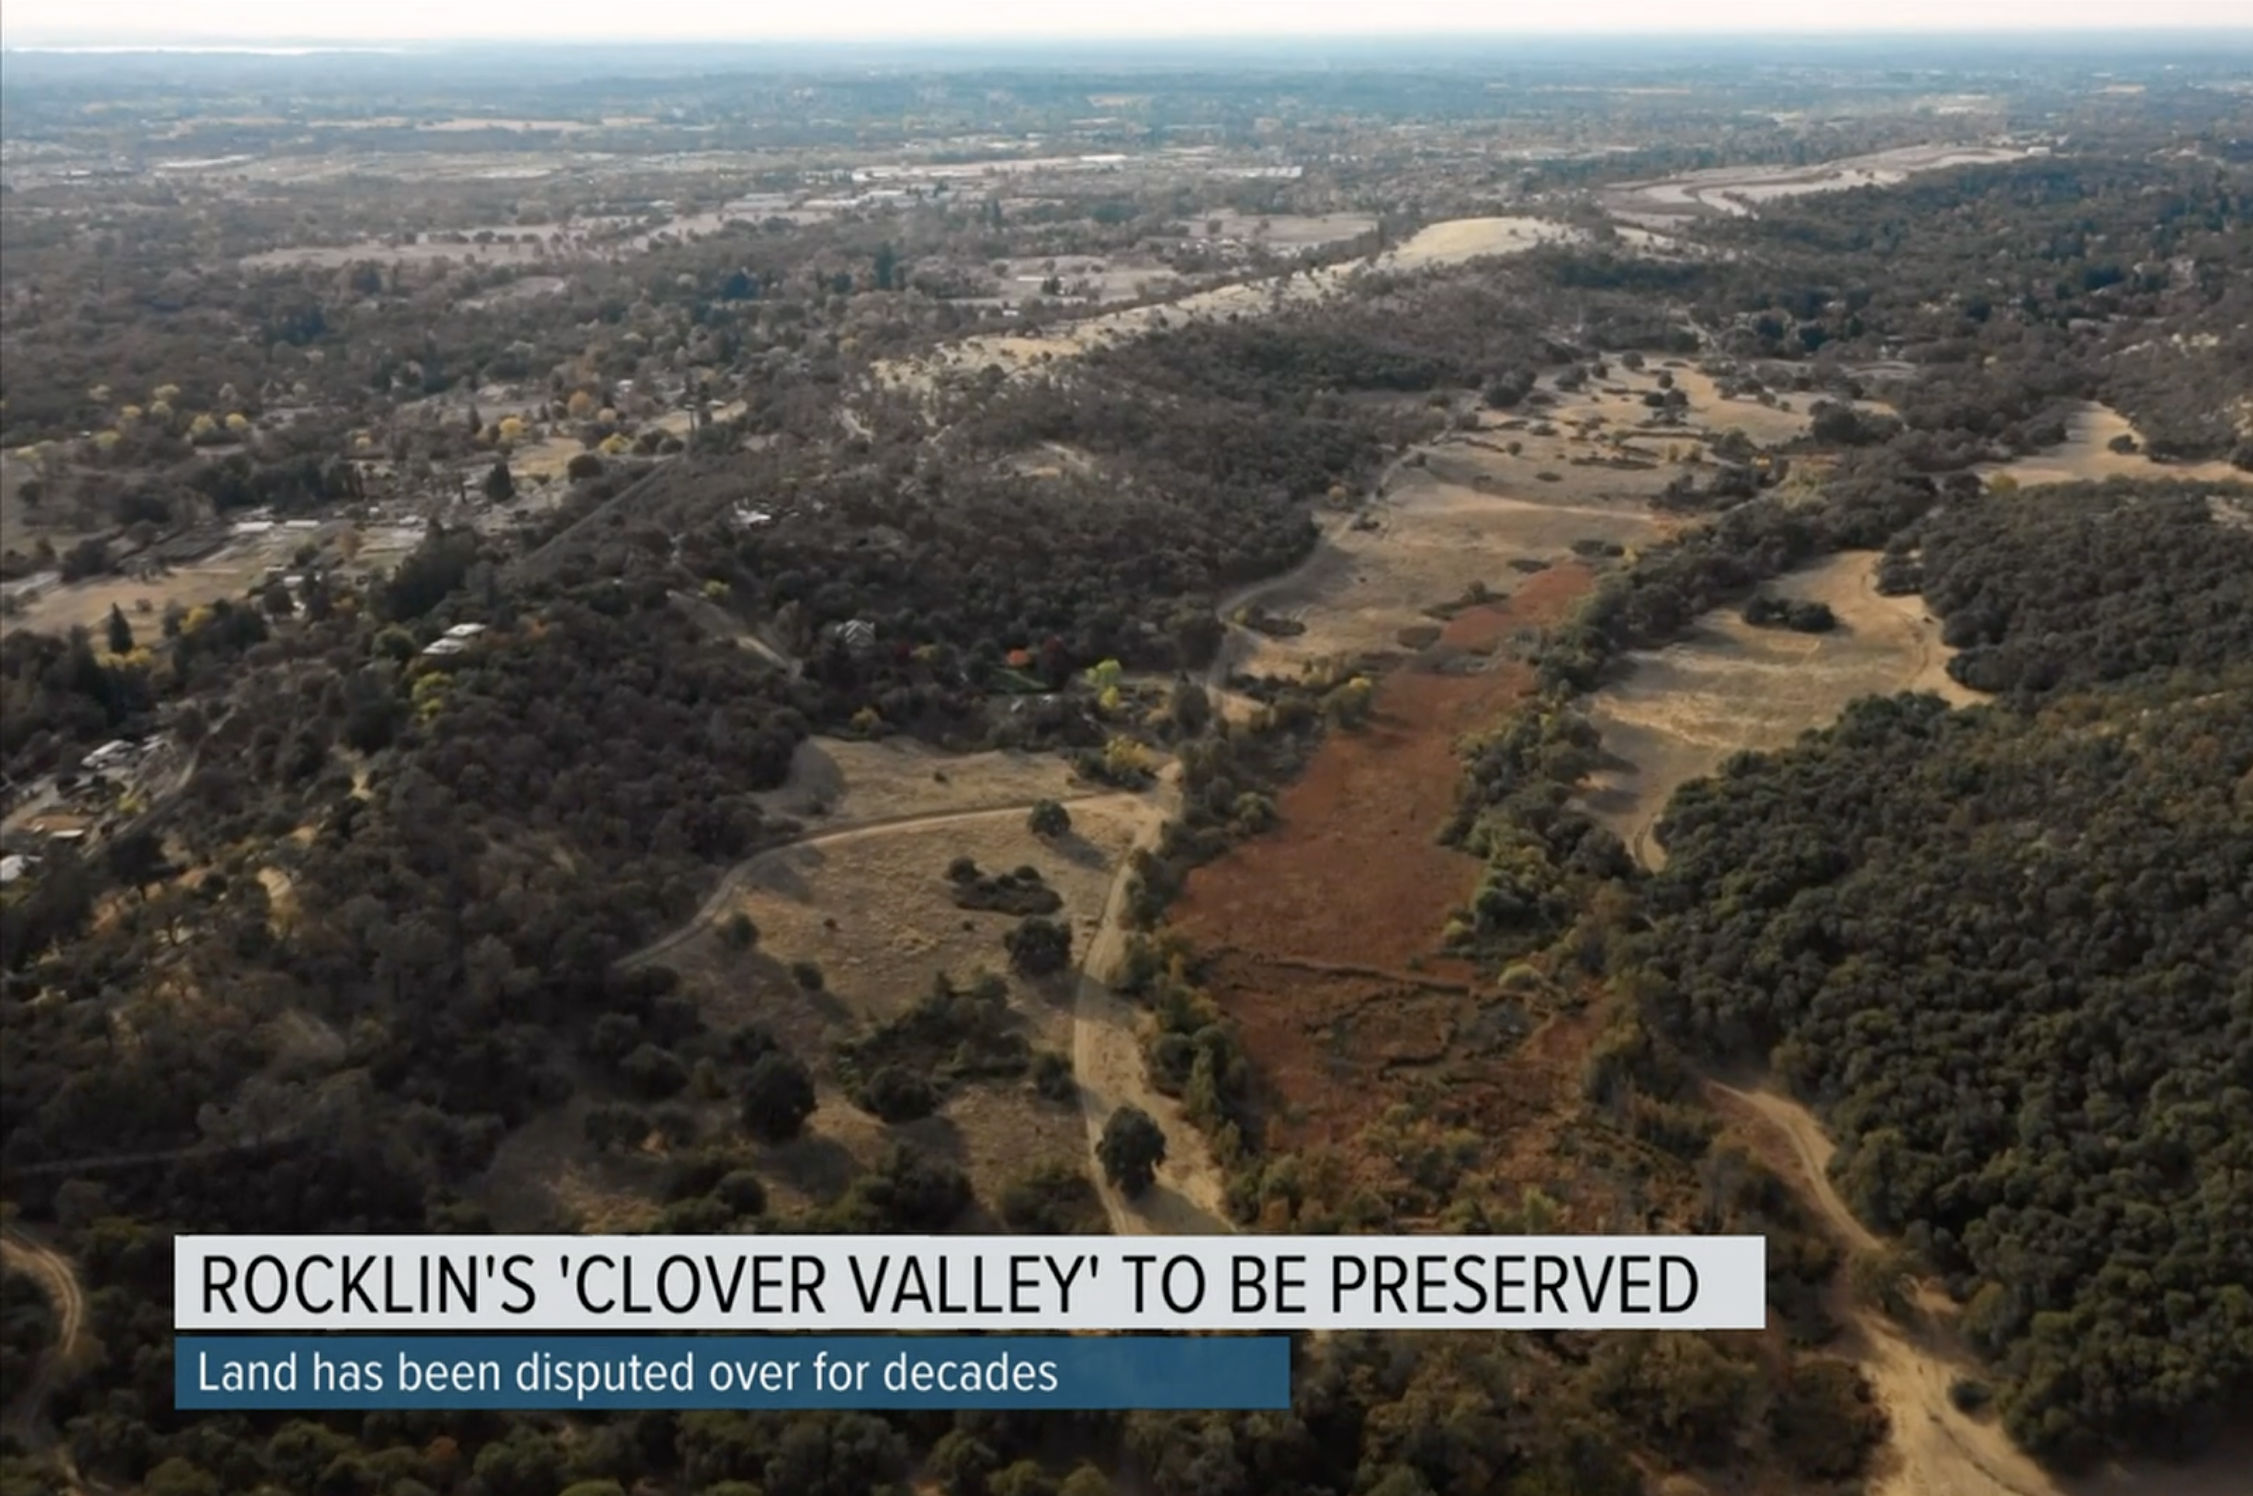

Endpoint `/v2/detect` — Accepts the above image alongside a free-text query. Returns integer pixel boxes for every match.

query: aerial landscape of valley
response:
[2,21,2250,1496]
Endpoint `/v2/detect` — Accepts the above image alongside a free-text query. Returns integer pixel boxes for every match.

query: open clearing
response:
[699,798,1144,1216]
[1210,358,1819,683]
[1469,356,1879,472]
[0,527,310,640]
[1533,358,1880,450]
[1220,457,1662,680]
[1579,550,1977,870]
[753,736,1085,824]
[1978,401,2251,488]
[1380,215,1580,267]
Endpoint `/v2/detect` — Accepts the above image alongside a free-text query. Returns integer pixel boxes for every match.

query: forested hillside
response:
[1634,486,2253,1466]
[1909,480,2253,693]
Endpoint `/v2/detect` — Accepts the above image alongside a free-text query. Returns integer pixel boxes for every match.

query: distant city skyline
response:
[4,0,2247,46]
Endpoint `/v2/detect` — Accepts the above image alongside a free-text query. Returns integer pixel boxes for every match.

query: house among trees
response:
[84,739,139,772]
[825,618,877,654]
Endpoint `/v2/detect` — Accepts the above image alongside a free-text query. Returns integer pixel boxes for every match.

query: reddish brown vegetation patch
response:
[1171,564,1597,1152]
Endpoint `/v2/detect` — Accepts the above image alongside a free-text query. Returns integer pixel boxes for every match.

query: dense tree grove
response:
[1,628,157,777]
[1644,678,2253,1466]
[3,579,819,1173]
[1906,480,2253,694]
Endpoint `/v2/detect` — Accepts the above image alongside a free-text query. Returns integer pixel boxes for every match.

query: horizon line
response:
[10,24,2253,47]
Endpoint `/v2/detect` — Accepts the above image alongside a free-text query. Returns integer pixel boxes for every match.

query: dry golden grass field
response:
[1578,549,1976,869]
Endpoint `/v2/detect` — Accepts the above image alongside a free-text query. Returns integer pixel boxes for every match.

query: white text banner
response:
[176,1235,1767,1332]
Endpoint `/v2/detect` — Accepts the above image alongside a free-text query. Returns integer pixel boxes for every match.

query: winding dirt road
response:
[1070,766,1233,1237]
[2,1221,100,1494]
[1,1223,88,1375]
[1713,1089,2252,1495]
[1201,449,1421,714]
[1711,1084,2066,1496]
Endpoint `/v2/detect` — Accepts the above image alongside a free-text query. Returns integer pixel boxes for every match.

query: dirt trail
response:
[669,588,801,677]
[1,1223,89,1375]
[8,1140,258,1179]
[1712,1085,1877,1255]
[1714,1085,2253,1496]
[1072,766,1233,1236]
[1712,1085,2068,1496]
[1,1222,100,1494]
[1845,554,1977,707]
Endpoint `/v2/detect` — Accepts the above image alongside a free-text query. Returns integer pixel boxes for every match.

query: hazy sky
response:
[3,0,2246,44]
